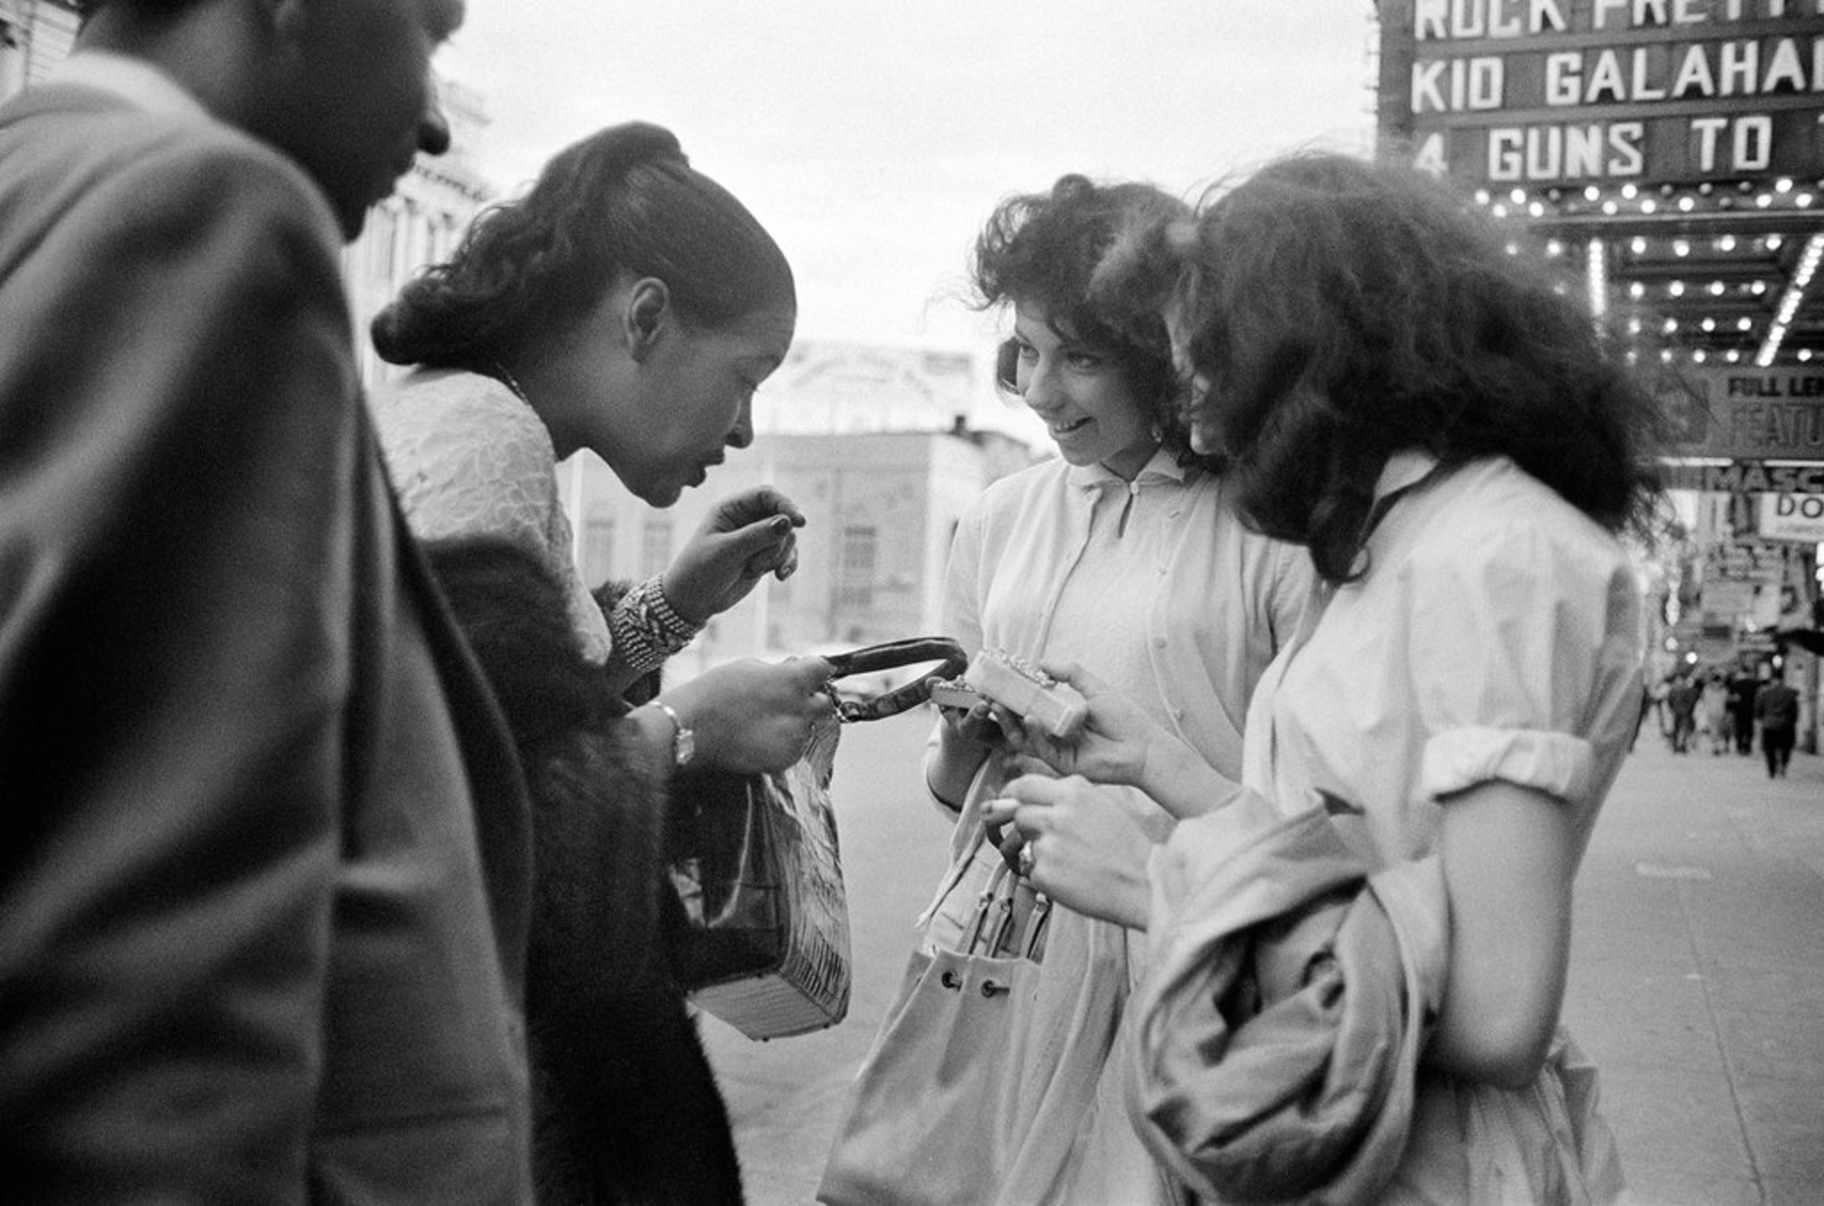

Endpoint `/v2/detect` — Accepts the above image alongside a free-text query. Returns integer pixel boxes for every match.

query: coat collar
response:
[1066,446,1199,492]
[47,52,212,124]
[1373,448,1441,506]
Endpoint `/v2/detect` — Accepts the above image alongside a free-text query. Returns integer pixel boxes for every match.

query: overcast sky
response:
[438,2,1380,351]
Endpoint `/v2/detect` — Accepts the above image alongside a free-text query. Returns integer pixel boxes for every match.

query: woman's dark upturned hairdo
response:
[372,121,795,369]
[971,174,1204,467]
[1112,151,1665,582]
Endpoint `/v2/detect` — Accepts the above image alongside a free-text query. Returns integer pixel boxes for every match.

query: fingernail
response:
[772,515,792,532]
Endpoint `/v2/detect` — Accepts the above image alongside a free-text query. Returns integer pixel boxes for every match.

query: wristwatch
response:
[653,700,695,768]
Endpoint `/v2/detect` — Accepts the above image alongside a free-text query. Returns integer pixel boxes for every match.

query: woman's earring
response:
[1150,421,1164,442]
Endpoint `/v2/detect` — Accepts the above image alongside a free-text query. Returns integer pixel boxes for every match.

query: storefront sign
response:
[1379,1,1824,187]
[1661,460,1824,490]
[1701,578,1759,616]
[1660,367,1824,459]
[1760,490,1824,537]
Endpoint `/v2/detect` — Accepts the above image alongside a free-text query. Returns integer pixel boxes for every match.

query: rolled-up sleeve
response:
[1405,520,1640,807]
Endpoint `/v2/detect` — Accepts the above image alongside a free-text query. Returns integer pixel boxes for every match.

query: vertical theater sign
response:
[1378,0,1823,726]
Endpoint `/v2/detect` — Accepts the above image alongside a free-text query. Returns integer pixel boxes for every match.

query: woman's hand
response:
[660,655,835,775]
[994,661,1174,788]
[931,678,1008,749]
[993,661,1240,820]
[982,775,1155,929]
[663,486,805,624]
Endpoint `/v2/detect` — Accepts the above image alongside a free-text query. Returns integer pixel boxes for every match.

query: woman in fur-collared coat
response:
[427,537,741,1205]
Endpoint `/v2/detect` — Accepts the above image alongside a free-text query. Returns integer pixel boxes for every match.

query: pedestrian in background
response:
[1727,665,1761,755]
[1755,667,1801,778]
[0,0,536,1199]
[370,119,836,1202]
[1700,672,1732,755]
[992,150,1664,1202]
[1666,671,1701,753]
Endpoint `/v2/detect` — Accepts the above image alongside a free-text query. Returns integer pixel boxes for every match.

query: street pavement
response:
[702,708,1824,1205]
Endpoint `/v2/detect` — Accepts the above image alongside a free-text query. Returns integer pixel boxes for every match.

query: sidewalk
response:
[709,715,1824,1204]
[1564,738,1824,1206]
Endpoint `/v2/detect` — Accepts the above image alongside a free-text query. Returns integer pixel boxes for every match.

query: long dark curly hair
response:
[1117,152,1665,582]
[372,121,794,371]
[971,174,1205,467]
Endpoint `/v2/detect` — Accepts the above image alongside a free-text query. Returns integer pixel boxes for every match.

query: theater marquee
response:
[1378,1,1824,187]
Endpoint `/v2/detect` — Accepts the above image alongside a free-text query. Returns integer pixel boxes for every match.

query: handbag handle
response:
[823,636,968,724]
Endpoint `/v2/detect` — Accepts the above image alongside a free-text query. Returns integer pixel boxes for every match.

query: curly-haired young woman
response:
[990,152,1666,1203]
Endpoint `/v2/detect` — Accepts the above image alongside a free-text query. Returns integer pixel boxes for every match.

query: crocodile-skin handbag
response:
[666,637,966,1041]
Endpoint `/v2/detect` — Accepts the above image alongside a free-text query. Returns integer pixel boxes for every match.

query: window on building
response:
[837,524,877,610]
[580,517,615,587]
[640,518,673,580]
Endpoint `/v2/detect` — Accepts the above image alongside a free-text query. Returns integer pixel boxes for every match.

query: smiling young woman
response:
[819,174,1317,1206]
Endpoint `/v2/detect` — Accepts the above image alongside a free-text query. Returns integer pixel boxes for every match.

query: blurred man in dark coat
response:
[0,1,535,1199]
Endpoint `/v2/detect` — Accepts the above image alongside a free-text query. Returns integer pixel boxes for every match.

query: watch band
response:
[652,700,695,768]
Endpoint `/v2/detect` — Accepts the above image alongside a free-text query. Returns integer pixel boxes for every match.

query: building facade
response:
[340,75,493,389]
[0,0,76,99]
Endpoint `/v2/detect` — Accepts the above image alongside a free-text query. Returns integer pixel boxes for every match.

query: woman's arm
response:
[1428,779,1577,1088]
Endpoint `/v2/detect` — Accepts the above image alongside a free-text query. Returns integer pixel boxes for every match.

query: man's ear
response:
[624,277,671,364]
